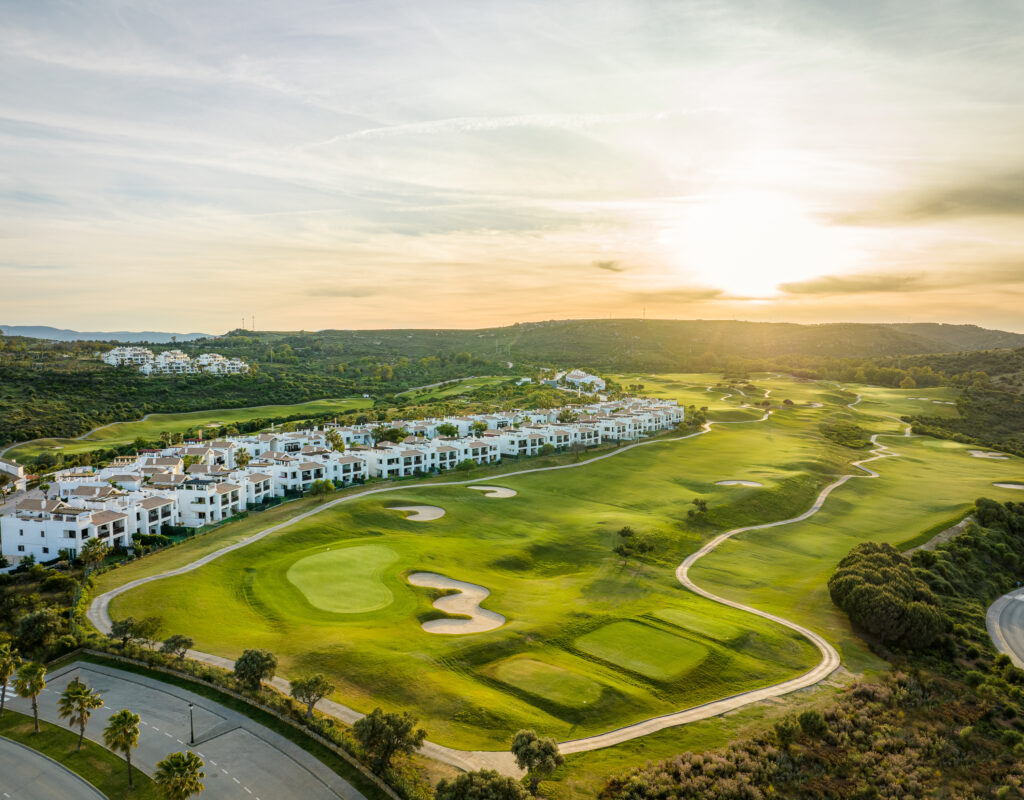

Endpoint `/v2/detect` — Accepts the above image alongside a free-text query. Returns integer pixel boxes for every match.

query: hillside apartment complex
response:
[0,396,683,562]
[102,346,249,375]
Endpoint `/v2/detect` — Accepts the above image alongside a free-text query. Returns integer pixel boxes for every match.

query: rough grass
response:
[0,709,158,799]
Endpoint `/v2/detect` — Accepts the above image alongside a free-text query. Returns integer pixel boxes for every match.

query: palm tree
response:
[104,709,141,788]
[58,678,104,751]
[154,751,206,799]
[14,662,46,733]
[0,643,21,717]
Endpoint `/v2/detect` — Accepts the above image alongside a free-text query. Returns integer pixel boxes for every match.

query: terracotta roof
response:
[91,510,127,524]
[139,496,173,509]
[246,473,272,482]
[215,483,241,494]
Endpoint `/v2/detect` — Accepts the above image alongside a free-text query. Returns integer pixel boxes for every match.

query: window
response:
[17,545,24,552]
[42,547,49,554]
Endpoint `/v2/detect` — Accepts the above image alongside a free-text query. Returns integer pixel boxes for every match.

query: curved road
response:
[90,383,909,769]
[987,589,1024,669]
[0,735,107,800]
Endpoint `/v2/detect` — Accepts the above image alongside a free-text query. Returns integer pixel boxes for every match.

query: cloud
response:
[781,264,1024,296]
[304,286,379,298]
[834,172,1024,226]
[780,272,927,295]
[627,287,725,303]
[593,260,627,272]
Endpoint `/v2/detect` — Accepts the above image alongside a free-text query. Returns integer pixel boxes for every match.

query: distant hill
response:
[0,325,212,343]
[239,320,1024,370]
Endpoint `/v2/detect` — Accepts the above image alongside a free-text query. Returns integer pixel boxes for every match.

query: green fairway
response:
[576,621,709,681]
[105,372,1022,756]
[5,397,371,460]
[287,544,399,613]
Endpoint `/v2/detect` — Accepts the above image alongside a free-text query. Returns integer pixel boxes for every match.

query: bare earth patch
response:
[388,505,446,521]
[408,572,505,634]
[715,480,764,487]
[994,483,1024,490]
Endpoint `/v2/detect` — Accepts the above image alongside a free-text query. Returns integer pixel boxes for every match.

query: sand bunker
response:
[933,400,956,405]
[388,505,446,521]
[994,483,1024,490]
[716,480,763,487]
[969,450,1010,460]
[407,572,505,634]
[805,403,823,408]
[468,485,518,498]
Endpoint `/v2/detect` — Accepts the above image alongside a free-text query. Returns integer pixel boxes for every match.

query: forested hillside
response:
[189,320,1024,372]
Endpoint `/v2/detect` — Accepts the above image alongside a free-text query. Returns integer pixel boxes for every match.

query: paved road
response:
[0,735,107,799]
[987,588,1024,668]
[4,661,366,800]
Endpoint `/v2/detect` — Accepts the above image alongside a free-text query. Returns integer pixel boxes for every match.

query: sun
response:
[658,191,861,297]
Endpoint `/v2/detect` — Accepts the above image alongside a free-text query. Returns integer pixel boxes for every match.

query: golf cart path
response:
[89,383,907,770]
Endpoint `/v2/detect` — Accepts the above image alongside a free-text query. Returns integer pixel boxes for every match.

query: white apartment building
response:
[4,500,129,560]
[102,346,155,368]
[2,386,685,561]
[0,457,27,494]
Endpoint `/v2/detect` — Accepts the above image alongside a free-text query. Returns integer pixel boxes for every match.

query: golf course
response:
[2,397,372,461]
[97,373,1024,755]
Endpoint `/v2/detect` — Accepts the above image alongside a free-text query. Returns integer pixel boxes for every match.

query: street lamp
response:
[188,702,195,746]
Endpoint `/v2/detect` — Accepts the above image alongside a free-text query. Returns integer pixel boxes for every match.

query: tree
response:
[160,634,194,661]
[104,709,141,789]
[0,473,11,504]
[900,375,917,389]
[14,661,46,733]
[471,421,489,437]
[58,677,104,752]
[290,673,334,717]
[38,482,51,498]
[538,443,556,456]
[436,769,528,800]
[0,643,22,718]
[154,751,206,800]
[110,616,162,648]
[511,730,564,795]
[352,707,427,772]
[324,429,345,452]
[798,709,829,740]
[435,423,458,438]
[17,607,63,657]
[687,497,709,520]
[774,715,801,750]
[79,536,110,574]
[233,648,277,691]
[309,479,334,501]
[569,442,586,462]
[455,459,476,472]
[234,448,251,468]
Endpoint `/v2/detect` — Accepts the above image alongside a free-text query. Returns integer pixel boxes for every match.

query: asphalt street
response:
[0,735,106,800]
[4,661,366,800]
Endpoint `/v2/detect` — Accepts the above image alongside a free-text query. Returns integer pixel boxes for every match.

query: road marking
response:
[197,752,205,757]
[176,738,184,744]
[210,760,217,766]
[233,777,241,784]
[245,788,252,794]
[151,725,158,731]
[222,768,229,775]
[164,731,173,738]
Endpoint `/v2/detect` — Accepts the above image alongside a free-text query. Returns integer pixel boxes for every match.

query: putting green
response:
[490,658,604,707]
[286,544,399,613]
[576,621,710,681]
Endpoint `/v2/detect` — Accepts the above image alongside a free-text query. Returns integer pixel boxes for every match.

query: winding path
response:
[88,382,910,769]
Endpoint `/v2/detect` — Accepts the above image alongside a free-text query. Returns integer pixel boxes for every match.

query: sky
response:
[2,0,1023,333]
